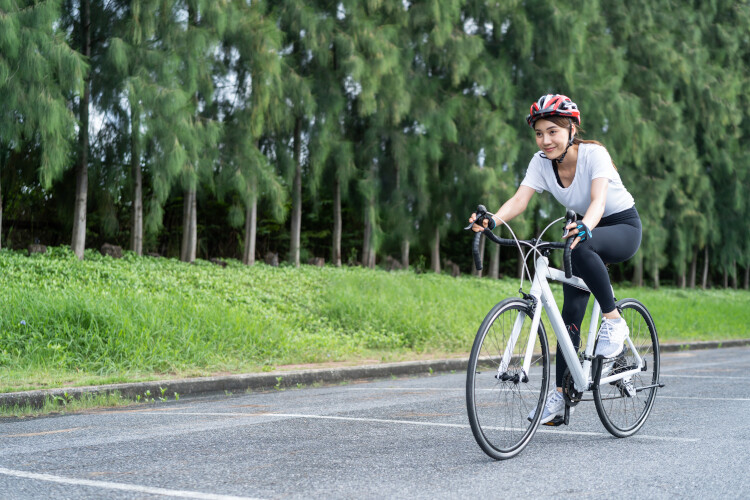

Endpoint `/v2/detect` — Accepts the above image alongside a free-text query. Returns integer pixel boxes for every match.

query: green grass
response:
[0,391,131,419]
[0,246,748,393]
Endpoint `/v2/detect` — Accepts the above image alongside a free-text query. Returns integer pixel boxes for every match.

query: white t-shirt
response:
[520,143,634,217]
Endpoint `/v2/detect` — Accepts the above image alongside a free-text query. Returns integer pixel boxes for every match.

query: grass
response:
[0,246,748,394]
[0,391,130,419]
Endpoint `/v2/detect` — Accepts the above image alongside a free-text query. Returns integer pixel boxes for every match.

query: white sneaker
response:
[595,318,629,358]
[527,389,573,424]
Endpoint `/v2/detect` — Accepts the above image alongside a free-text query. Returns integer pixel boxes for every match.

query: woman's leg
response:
[570,223,642,314]
[570,221,642,357]
[556,284,589,388]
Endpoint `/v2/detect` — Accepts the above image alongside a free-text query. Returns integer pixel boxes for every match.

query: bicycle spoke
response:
[467,299,549,460]
[594,299,660,437]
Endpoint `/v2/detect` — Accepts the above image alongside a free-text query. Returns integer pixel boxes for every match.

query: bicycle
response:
[465,205,663,460]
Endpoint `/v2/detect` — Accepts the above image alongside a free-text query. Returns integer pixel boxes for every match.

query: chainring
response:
[562,367,583,407]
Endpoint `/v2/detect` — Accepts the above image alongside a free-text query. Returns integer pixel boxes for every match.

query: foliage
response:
[0,249,747,392]
[1,1,750,287]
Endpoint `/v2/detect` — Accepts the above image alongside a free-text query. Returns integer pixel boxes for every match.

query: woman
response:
[469,94,642,424]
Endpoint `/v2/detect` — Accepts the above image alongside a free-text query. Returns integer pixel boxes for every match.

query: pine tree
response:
[274,0,319,267]
[0,0,85,249]
[163,0,225,262]
[104,0,178,255]
[216,0,286,265]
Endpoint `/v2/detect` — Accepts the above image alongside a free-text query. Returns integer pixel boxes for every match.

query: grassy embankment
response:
[1,246,748,394]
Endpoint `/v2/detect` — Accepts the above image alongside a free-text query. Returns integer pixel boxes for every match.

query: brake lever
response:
[464,204,491,231]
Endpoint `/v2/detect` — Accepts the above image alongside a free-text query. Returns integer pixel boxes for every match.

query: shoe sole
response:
[528,407,574,425]
[596,338,628,359]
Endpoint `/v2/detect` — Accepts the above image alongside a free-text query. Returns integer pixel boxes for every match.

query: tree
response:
[217,0,286,265]
[0,0,85,250]
[164,0,225,262]
[105,0,178,255]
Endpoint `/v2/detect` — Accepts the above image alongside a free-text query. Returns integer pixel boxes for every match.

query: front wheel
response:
[466,298,550,460]
[594,298,660,437]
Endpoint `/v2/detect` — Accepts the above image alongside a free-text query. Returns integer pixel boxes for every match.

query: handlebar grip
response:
[472,231,483,271]
[564,236,573,278]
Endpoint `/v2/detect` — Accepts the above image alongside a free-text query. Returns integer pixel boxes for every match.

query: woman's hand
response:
[563,221,593,250]
[563,222,581,249]
[468,212,490,233]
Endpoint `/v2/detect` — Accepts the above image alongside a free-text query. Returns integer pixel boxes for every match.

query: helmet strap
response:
[554,123,576,164]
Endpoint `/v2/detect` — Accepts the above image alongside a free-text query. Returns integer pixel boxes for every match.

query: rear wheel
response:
[466,298,549,460]
[594,299,660,437]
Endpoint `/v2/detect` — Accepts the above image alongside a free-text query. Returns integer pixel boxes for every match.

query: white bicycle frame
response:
[499,253,645,393]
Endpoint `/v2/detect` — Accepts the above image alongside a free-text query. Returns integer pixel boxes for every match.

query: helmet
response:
[526,94,581,127]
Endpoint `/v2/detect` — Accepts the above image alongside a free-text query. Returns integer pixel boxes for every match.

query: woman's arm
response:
[565,177,608,249]
[470,185,535,232]
[581,177,609,230]
[493,185,536,225]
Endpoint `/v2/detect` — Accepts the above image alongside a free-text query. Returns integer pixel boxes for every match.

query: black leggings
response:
[555,207,642,387]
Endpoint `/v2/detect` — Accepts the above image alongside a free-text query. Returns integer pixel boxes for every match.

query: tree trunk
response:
[332,177,342,267]
[0,171,3,250]
[723,268,728,288]
[702,246,709,289]
[730,260,737,290]
[362,204,371,268]
[289,117,302,266]
[180,188,197,262]
[431,227,440,274]
[400,239,410,269]
[632,251,643,287]
[652,259,660,289]
[130,106,143,255]
[744,265,749,290]
[71,0,91,260]
[488,242,500,279]
[678,269,686,289]
[688,248,698,289]
[242,180,257,265]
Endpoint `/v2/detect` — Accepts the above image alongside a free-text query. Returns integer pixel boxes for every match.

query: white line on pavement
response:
[0,467,263,500]
[659,396,750,402]
[130,411,698,443]
[661,374,750,380]
[661,358,750,372]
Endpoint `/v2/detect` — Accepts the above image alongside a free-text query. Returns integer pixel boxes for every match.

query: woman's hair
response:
[543,115,617,169]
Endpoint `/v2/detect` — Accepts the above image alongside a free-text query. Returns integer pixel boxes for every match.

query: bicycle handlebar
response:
[467,205,578,278]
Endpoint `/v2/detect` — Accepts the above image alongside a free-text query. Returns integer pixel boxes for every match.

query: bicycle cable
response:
[515,216,566,292]
[491,215,534,291]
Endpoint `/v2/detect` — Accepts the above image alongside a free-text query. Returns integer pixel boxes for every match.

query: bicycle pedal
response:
[543,416,566,427]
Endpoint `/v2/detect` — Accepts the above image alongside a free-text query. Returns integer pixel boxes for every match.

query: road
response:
[0,346,748,499]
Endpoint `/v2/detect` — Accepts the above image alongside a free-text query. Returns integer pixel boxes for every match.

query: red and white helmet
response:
[526,94,581,127]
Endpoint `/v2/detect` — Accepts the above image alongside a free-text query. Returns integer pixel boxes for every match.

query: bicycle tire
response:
[593,298,660,438]
[466,298,550,460]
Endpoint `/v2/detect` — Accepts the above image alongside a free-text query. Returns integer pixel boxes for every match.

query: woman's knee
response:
[571,242,596,269]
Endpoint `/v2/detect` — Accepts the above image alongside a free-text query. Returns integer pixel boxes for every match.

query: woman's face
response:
[534,118,575,160]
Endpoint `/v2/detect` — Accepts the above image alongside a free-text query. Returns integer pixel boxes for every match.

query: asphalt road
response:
[0,346,748,499]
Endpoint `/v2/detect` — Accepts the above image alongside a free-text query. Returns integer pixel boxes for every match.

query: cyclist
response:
[468,94,642,424]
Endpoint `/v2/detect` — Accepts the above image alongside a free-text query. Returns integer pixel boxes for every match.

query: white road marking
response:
[661,357,750,372]
[659,396,750,402]
[130,411,698,443]
[343,385,750,402]
[661,374,750,380]
[0,467,262,500]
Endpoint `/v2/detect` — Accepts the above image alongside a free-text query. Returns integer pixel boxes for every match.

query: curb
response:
[2,339,749,409]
